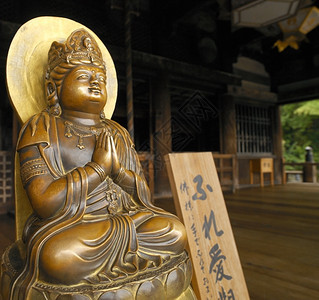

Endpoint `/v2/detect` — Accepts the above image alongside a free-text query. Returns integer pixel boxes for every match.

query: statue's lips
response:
[89,88,101,95]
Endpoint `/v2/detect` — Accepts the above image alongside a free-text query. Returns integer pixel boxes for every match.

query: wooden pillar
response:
[124,0,134,142]
[272,105,283,184]
[0,119,2,150]
[220,95,237,154]
[151,73,172,196]
[220,95,238,188]
[148,81,155,197]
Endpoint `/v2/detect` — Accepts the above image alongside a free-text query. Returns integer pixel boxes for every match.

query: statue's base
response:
[1,242,196,300]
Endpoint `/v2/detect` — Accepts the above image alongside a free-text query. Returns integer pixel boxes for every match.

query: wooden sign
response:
[165,152,250,300]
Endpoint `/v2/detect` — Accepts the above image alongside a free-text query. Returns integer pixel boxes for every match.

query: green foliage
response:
[294,100,319,116]
[281,100,319,164]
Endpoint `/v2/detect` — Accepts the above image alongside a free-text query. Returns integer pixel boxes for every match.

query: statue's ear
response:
[45,79,57,99]
[45,79,61,116]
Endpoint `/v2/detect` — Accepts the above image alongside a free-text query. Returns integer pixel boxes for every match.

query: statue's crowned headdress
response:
[47,29,105,74]
[7,17,118,124]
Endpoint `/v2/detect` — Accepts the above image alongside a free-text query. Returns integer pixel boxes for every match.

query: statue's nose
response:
[90,77,99,86]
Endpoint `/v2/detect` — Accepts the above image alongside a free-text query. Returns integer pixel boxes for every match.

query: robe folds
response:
[10,111,186,300]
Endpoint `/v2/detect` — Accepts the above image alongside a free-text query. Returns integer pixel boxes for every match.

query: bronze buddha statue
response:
[0,17,195,300]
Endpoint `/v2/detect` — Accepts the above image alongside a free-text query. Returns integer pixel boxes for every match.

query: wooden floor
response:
[0,183,318,300]
[224,183,319,300]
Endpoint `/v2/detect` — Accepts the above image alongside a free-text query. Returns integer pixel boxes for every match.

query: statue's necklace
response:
[64,121,104,150]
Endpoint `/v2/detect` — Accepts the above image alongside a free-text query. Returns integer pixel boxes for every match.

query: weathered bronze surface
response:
[1,17,195,300]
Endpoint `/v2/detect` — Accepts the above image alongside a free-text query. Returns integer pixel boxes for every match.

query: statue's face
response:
[59,65,107,114]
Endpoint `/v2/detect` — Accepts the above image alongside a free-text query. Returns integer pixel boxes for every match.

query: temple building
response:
[0,2,318,299]
[2,0,318,204]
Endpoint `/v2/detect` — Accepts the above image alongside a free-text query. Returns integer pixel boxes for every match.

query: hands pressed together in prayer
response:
[93,129,120,176]
[92,129,123,182]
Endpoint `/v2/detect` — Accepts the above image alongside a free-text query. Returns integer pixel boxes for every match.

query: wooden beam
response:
[278,77,319,104]
[108,45,242,87]
[227,85,277,103]
[278,86,319,104]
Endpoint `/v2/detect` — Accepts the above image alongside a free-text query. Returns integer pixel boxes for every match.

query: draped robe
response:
[10,111,186,299]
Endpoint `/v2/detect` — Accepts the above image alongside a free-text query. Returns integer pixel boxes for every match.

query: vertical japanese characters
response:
[180,174,236,300]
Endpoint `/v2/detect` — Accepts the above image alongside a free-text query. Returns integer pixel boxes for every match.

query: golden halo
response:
[7,16,118,124]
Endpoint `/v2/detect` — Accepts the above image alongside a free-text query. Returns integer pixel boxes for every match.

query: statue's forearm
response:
[26,175,67,219]
[112,166,138,197]
[19,145,108,219]
[25,166,103,219]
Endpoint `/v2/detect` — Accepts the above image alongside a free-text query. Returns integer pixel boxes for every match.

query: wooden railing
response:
[283,162,318,183]
[213,154,236,193]
[138,152,237,196]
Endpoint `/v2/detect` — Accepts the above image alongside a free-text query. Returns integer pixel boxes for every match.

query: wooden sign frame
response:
[165,152,249,300]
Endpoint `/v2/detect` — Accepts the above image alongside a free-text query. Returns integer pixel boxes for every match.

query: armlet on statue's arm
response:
[17,114,52,187]
[20,155,50,187]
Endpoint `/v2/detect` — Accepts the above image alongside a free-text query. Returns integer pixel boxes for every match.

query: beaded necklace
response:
[64,120,105,150]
